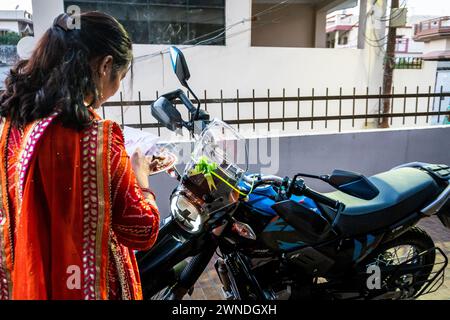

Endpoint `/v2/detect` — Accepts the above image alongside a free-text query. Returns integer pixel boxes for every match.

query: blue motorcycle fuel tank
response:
[240,181,323,252]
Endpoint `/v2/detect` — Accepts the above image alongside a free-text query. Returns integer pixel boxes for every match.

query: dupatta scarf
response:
[0,113,157,300]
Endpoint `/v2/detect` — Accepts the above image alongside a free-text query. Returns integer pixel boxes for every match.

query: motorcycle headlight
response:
[170,192,205,233]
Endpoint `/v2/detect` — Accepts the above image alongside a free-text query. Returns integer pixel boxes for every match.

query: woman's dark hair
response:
[0,11,133,130]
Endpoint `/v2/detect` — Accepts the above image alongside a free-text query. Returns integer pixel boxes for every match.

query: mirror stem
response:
[184,82,201,121]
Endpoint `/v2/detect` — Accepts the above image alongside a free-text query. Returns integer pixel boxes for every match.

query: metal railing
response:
[394,57,422,69]
[414,16,450,40]
[102,87,450,136]
[0,87,447,136]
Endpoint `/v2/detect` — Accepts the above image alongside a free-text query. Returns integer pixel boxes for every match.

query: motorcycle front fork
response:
[169,240,218,299]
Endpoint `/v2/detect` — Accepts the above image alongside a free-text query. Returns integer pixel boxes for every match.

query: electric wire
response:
[133,0,293,63]
[339,0,407,51]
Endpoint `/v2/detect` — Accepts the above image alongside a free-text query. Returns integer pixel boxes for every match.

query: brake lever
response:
[287,174,304,198]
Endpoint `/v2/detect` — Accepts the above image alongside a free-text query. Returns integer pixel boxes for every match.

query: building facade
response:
[30,0,423,133]
[413,16,450,125]
[325,12,435,57]
[31,0,385,99]
[0,10,33,36]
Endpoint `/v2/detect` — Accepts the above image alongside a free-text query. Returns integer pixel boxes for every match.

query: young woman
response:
[0,12,159,300]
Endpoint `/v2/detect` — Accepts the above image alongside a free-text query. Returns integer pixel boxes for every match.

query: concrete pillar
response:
[362,0,388,125]
[314,9,327,48]
[32,0,64,38]
[226,0,252,48]
[357,0,368,49]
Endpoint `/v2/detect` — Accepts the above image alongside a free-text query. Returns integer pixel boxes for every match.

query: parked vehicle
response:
[137,47,450,300]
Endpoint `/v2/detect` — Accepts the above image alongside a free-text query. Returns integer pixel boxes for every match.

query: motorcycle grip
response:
[302,187,341,210]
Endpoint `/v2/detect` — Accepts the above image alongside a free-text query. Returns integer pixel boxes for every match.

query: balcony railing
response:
[394,57,423,69]
[414,16,450,41]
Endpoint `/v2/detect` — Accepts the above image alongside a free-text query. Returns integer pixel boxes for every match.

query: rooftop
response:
[0,10,33,22]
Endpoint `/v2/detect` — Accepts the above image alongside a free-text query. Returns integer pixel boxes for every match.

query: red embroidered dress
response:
[0,111,159,300]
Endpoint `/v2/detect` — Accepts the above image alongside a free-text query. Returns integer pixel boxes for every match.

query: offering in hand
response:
[146,150,177,175]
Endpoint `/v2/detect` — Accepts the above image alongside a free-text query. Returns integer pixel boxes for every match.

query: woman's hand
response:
[131,148,151,189]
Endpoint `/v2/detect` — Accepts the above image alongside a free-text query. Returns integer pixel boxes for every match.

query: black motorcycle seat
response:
[324,167,440,236]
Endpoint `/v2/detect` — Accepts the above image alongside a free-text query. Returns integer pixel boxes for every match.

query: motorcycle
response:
[137,47,450,300]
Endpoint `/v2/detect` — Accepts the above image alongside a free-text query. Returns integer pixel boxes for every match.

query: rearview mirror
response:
[169,46,191,87]
[151,97,183,132]
[328,169,379,200]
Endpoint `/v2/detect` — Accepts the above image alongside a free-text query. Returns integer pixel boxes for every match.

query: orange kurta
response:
[0,112,159,300]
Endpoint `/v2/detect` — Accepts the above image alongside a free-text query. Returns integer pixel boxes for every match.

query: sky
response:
[0,0,32,12]
[402,0,450,16]
[0,0,449,16]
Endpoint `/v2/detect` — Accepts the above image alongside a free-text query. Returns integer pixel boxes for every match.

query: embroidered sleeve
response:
[110,123,160,251]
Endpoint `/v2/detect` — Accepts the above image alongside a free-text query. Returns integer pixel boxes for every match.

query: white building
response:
[0,10,33,36]
[31,0,387,100]
[413,16,450,125]
[325,12,436,56]
[326,12,359,48]
[28,0,445,134]
[0,10,33,89]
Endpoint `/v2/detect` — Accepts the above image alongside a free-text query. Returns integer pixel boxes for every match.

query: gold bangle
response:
[141,187,156,199]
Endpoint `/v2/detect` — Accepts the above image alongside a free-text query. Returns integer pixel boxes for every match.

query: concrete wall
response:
[31,0,64,38]
[150,125,450,217]
[393,60,438,91]
[424,38,450,52]
[390,60,438,128]
[0,21,20,33]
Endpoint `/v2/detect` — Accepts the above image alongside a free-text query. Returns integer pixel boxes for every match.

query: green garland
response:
[188,156,252,197]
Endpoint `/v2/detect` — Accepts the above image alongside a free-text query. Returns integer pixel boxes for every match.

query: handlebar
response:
[242,174,284,187]
[161,89,210,127]
[162,89,197,113]
[242,174,342,210]
[301,187,341,210]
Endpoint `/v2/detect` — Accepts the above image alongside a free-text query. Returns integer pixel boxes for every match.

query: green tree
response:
[0,31,21,45]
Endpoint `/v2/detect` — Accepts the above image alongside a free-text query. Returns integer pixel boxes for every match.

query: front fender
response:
[137,217,190,274]
[136,216,207,294]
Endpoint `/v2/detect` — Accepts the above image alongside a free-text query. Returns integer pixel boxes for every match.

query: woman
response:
[0,12,159,300]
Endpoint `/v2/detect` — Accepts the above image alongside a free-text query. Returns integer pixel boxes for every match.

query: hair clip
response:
[53,13,73,32]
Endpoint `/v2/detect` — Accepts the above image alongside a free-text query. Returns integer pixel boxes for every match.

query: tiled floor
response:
[417,217,450,300]
[186,216,450,300]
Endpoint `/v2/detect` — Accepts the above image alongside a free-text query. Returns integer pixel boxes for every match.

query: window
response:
[337,33,348,46]
[326,32,335,48]
[395,36,409,53]
[64,0,226,45]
